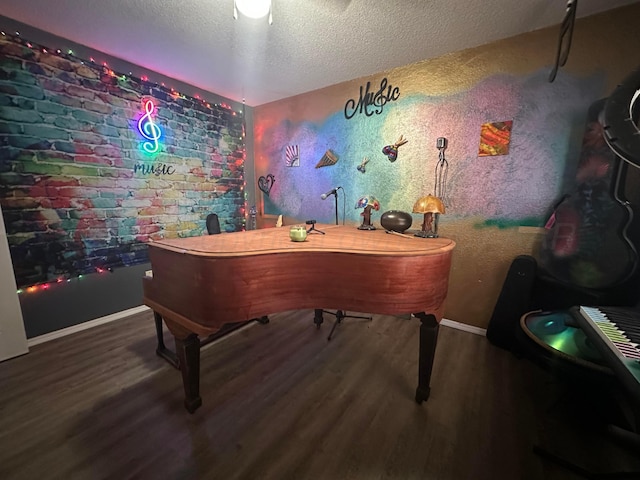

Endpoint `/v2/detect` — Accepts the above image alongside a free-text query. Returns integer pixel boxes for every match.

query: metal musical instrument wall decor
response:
[258,174,275,195]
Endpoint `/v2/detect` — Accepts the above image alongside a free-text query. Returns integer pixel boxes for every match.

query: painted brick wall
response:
[0,35,245,289]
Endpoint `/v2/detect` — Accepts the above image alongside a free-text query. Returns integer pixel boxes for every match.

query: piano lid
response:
[146,225,456,258]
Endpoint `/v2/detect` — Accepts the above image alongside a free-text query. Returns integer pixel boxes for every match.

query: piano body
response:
[143,225,455,413]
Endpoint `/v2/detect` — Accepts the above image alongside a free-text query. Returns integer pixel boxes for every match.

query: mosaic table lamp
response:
[412,194,445,238]
[355,195,380,230]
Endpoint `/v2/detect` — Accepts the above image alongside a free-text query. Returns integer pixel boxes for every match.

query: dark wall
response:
[19,262,151,338]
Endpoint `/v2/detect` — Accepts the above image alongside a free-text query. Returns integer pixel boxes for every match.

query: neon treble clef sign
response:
[137,99,162,154]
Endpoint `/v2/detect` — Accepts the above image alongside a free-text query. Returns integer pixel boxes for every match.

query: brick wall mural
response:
[0,34,246,289]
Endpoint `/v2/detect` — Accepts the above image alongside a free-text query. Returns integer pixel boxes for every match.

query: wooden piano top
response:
[148,225,455,257]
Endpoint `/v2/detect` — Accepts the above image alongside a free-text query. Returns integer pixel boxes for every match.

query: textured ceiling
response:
[1,0,639,106]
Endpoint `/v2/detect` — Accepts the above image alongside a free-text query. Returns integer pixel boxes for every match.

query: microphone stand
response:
[313,186,372,340]
[306,220,324,235]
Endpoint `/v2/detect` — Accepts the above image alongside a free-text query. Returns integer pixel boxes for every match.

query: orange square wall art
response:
[478,120,513,156]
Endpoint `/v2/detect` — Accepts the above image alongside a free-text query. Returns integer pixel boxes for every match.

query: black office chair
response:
[206,213,221,235]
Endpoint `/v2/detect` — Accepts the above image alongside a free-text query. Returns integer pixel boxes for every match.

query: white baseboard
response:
[440,318,487,336]
[27,305,151,347]
[26,307,486,347]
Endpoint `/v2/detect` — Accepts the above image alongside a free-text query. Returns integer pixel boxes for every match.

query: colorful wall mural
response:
[257,69,601,226]
[0,34,246,289]
[254,5,640,328]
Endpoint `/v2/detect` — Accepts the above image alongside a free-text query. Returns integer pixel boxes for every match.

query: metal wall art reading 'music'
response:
[344,77,400,120]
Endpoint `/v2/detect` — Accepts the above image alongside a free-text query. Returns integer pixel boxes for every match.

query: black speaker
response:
[486,255,537,351]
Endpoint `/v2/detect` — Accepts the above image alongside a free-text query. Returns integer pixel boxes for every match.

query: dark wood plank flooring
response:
[1,309,639,479]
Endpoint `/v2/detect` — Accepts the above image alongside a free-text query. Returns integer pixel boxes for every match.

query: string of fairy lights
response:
[1,30,251,295]
[15,268,112,295]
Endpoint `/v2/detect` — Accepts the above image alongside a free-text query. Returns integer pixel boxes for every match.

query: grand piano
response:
[143,225,455,413]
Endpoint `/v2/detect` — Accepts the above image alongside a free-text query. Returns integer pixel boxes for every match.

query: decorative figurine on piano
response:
[355,195,380,230]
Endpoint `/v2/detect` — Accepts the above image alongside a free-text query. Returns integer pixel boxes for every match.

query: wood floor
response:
[1,309,639,480]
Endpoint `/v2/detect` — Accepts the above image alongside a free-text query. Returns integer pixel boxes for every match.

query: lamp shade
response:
[413,195,445,238]
[412,195,445,215]
[355,195,380,211]
[235,0,271,19]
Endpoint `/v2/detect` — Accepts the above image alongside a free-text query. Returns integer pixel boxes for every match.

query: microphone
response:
[321,186,341,200]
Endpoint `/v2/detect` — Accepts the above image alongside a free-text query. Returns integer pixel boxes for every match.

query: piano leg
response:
[153,312,179,369]
[313,309,324,328]
[174,332,202,414]
[414,312,439,404]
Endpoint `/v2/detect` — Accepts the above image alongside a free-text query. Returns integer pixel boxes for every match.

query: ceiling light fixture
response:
[234,0,273,24]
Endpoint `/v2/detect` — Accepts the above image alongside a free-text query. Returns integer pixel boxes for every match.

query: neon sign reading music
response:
[137,99,162,154]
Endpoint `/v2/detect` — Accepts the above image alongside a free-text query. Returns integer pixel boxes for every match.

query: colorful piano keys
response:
[581,306,640,361]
